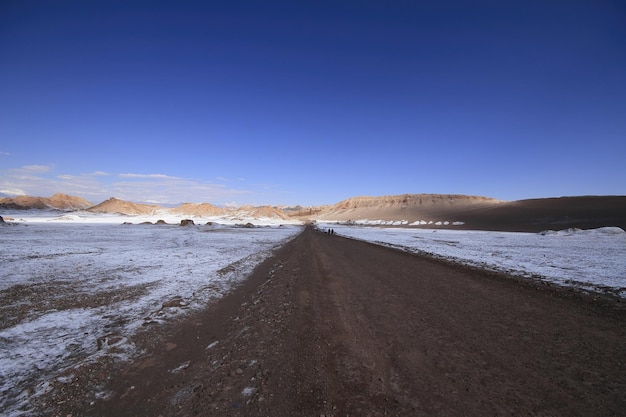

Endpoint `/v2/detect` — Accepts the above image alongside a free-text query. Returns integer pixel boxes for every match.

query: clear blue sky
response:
[1,0,625,206]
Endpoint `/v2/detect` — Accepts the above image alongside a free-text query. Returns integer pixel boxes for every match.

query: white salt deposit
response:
[0,220,301,416]
[328,225,626,296]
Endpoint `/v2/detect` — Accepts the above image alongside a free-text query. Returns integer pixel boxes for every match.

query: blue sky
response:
[1,0,625,206]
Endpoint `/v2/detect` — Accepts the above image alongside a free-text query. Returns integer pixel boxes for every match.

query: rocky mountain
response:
[312,194,503,222]
[2,193,625,231]
[300,194,626,232]
[0,194,291,221]
[233,205,290,220]
[87,197,159,215]
[0,193,92,210]
[169,202,226,217]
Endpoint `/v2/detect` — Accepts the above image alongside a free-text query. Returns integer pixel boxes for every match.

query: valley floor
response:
[37,227,626,416]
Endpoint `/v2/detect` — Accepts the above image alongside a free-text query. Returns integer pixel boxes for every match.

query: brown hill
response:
[0,196,49,210]
[47,193,93,210]
[0,193,92,210]
[455,196,626,232]
[234,205,290,220]
[280,205,328,219]
[87,197,159,215]
[4,192,623,231]
[314,194,503,223]
[170,203,226,217]
[309,194,626,232]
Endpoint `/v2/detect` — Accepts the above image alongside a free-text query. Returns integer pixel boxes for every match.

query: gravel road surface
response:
[42,227,626,416]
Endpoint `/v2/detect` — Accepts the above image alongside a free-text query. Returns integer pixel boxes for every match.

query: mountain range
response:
[2,193,625,232]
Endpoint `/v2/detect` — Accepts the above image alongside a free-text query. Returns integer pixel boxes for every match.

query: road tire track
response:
[52,226,626,416]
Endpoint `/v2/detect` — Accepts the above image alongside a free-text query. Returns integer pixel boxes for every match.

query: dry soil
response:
[40,227,626,416]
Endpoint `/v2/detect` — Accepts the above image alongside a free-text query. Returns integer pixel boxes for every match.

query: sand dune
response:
[455,196,626,232]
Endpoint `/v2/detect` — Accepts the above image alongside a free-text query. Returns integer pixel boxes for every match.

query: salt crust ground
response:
[47,227,626,416]
[1,213,625,415]
[0,219,301,416]
[326,224,626,297]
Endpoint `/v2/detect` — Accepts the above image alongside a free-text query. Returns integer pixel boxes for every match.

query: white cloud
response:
[21,165,52,173]
[0,188,27,196]
[0,151,13,156]
[216,176,246,182]
[109,176,250,205]
[0,165,281,205]
[258,183,281,190]
[58,171,110,180]
[118,173,181,180]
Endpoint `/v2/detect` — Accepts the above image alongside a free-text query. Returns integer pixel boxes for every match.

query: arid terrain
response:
[31,226,626,417]
[3,193,626,231]
[307,194,626,232]
[3,192,626,416]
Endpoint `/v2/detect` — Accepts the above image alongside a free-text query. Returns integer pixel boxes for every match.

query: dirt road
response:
[51,226,626,416]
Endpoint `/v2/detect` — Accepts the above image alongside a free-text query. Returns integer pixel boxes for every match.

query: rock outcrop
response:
[0,193,92,210]
[234,205,290,220]
[170,203,226,217]
[315,194,503,223]
[87,197,159,215]
[310,194,626,232]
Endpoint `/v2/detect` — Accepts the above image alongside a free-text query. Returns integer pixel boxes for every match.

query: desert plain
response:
[1,193,625,416]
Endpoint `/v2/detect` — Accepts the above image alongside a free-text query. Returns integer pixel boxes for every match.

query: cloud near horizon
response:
[118,173,181,180]
[0,188,27,197]
[0,165,271,205]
